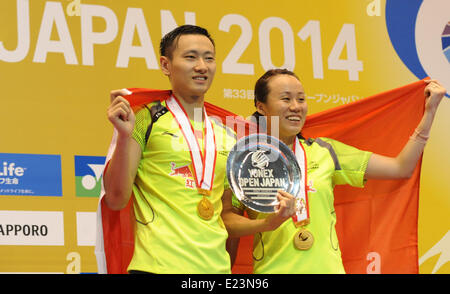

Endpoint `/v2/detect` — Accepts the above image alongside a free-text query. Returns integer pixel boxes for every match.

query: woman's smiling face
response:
[256,74,308,145]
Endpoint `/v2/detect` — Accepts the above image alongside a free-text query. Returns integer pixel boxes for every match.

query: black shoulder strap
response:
[303,137,341,171]
[143,101,168,145]
[209,116,237,140]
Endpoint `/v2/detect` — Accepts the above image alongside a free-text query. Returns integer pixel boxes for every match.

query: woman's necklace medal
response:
[292,137,313,250]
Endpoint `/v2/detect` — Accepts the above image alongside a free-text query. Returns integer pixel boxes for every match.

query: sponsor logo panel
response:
[0,153,62,196]
[0,210,64,246]
[76,212,96,246]
[386,0,450,97]
[74,156,106,197]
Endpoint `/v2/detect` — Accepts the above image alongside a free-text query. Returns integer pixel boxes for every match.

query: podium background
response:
[0,0,448,273]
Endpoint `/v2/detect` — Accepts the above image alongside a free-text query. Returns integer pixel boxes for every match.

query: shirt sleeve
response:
[132,105,152,152]
[231,192,245,211]
[224,172,230,191]
[212,117,237,195]
[320,138,372,188]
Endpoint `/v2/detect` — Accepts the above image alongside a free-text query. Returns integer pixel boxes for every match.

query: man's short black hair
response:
[159,25,215,59]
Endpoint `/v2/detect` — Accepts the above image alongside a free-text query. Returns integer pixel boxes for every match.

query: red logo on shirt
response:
[169,162,195,189]
[307,180,317,193]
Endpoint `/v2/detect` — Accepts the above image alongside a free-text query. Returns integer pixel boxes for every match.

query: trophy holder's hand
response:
[263,190,296,231]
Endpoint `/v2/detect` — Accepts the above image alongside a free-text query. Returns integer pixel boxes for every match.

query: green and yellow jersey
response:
[129,100,236,274]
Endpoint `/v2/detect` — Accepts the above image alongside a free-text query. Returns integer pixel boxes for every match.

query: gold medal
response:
[197,188,211,196]
[291,137,313,250]
[294,228,314,250]
[197,196,214,220]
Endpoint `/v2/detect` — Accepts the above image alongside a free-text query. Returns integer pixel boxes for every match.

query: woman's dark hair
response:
[159,25,215,59]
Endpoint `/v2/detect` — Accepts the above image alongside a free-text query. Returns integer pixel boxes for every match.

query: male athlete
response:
[104,25,295,273]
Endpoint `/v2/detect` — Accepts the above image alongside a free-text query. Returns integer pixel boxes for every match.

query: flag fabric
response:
[96,79,427,274]
[231,79,427,274]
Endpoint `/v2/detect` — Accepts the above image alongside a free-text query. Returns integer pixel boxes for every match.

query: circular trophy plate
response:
[227,134,302,213]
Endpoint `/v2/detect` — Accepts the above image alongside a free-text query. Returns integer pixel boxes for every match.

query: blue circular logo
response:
[386,0,450,97]
[442,22,450,63]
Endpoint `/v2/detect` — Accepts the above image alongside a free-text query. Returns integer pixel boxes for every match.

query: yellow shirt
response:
[129,101,236,273]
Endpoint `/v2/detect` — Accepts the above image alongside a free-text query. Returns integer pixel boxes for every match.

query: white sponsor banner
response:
[76,212,96,246]
[0,210,64,246]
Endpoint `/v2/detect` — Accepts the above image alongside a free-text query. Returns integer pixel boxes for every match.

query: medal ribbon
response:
[165,95,217,193]
[292,137,309,226]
